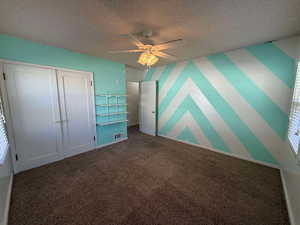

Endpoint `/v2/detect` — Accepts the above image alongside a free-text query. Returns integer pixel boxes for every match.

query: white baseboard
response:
[96,137,128,149]
[280,169,296,225]
[0,139,128,225]
[159,135,297,221]
[158,134,280,169]
[158,135,300,222]
[2,175,13,225]
[67,138,128,158]
[1,136,293,225]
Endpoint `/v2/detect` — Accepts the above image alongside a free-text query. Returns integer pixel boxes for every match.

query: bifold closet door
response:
[57,70,95,158]
[4,64,63,172]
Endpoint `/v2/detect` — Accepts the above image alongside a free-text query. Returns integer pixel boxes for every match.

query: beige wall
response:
[125,65,145,82]
[126,65,145,126]
[280,36,300,225]
[127,82,139,126]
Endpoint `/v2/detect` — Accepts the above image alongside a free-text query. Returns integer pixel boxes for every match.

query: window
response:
[288,62,300,158]
[0,94,8,165]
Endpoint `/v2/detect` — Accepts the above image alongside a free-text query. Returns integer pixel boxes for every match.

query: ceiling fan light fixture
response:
[138,52,159,67]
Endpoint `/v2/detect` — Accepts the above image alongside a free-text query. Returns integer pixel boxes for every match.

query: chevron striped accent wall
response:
[144,36,300,166]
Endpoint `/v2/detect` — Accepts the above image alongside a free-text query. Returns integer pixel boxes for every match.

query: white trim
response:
[15,138,128,171]
[158,134,280,169]
[2,175,13,225]
[280,169,296,225]
[96,137,128,148]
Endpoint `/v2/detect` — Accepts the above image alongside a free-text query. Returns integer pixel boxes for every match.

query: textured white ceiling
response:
[0,0,299,68]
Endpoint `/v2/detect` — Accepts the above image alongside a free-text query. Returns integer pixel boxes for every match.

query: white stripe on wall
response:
[158,78,192,130]
[167,111,212,147]
[158,61,188,102]
[190,88,251,158]
[226,49,291,114]
[193,58,284,162]
[274,36,300,60]
[151,65,165,81]
[159,78,250,158]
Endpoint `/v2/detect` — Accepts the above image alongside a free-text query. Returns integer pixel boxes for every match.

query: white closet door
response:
[57,70,95,158]
[4,64,63,172]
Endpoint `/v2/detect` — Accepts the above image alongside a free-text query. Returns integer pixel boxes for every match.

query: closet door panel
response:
[4,64,63,172]
[58,70,95,157]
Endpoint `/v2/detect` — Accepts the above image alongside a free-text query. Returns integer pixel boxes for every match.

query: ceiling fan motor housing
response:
[142,30,153,38]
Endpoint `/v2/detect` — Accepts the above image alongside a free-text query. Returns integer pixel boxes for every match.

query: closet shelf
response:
[97,112,128,116]
[95,93,128,127]
[96,94,127,97]
[96,104,127,107]
[96,120,128,126]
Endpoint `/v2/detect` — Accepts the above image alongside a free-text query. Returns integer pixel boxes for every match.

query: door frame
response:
[0,59,97,173]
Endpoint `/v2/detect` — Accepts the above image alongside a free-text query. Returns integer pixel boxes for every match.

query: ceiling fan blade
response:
[108,49,144,53]
[128,34,145,48]
[153,39,184,50]
[153,51,176,60]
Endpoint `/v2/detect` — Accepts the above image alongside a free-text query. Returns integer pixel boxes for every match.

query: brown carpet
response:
[9,126,289,225]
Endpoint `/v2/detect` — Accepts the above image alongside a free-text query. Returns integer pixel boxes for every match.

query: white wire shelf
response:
[95,94,127,97]
[96,104,127,107]
[97,112,128,116]
[96,120,128,126]
[95,94,127,126]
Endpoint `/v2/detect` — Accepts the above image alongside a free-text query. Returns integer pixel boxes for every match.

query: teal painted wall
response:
[0,34,127,145]
[145,36,299,166]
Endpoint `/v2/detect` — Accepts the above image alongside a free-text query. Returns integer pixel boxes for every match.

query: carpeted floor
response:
[9,126,289,225]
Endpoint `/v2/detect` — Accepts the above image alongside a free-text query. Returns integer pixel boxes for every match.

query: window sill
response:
[0,144,9,166]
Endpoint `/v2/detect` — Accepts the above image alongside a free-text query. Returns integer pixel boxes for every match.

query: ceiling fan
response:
[109,30,184,67]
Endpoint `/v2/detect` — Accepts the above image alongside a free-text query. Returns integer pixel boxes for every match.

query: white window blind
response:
[0,95,8,165]
[288,62,300,156]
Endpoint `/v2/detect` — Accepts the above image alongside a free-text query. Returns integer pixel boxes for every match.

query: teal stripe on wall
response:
[158,63,192,118]
[246,43,296,88]
[144,37,300,166]
[189,62,279,164]
[177,127,199,145]
[144,68,157,81]
[158,63,176,91]
[159,61,278,164]
[207,53,289,139]
[160,95,230,153]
